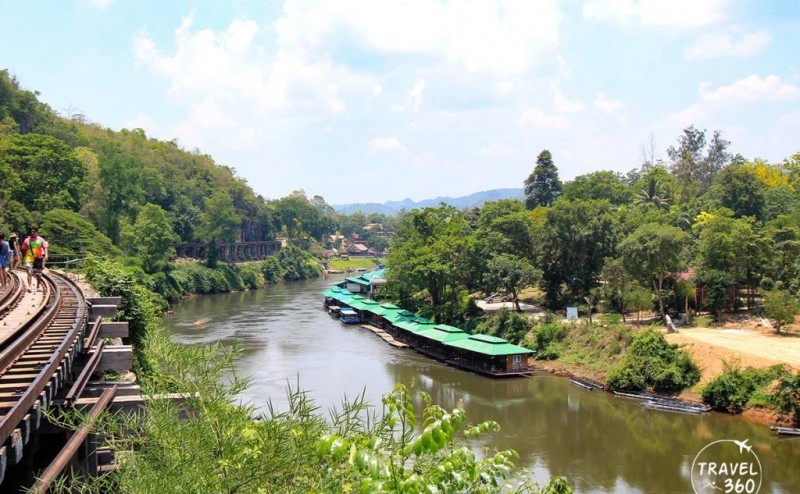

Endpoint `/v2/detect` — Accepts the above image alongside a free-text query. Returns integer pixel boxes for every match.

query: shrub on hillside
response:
[472,309,533,344]
[532,323,568,360]
[276,245,322,281]
[40,208,120,257]
[261,256,285,282]
[607,329,700,393]
[702,364,782,413]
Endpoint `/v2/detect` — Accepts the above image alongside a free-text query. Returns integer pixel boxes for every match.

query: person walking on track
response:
[21,228,46,292]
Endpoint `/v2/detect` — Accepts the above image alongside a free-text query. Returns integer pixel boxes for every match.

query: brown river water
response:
[163,275,800,493]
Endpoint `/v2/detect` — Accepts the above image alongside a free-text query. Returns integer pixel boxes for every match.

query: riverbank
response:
[528,318,800,427]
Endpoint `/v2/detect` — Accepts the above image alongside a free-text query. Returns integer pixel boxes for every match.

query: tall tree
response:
[668,126,731,200]
[387,205,473,324]
[711,164,766,220]
[0,133,88,211]
[618,223,689,322]
[562,170,630,206]
[482,254,541,312]
[524,150,562,209]
[541,199,620,306]
[121,203,180,274]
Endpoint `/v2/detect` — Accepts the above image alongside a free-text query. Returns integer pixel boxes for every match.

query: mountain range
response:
[333,188,525,215]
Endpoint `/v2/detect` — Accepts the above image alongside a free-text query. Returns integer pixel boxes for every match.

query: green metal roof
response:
[347,299,369,310]
[395,321,436,333]
[383,310,416,323]
[432,324,464,333]
[416,326,469,343]
[345,277,371,286]
[445,335,534,356]
[322,289,336,297]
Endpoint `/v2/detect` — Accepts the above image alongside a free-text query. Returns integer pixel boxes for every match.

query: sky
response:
[1,0,800,205]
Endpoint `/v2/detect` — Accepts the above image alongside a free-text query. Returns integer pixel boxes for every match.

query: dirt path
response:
[666,326,800,384]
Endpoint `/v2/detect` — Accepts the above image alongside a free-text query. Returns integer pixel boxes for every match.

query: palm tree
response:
[635,177,670,211]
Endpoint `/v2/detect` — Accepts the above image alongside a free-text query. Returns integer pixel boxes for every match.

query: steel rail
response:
[0,271,24,318]
[29,385,117,494]
[83,316,103,352]
[0,271,86,449]
[63,340,105,408]
[0,277,53,367]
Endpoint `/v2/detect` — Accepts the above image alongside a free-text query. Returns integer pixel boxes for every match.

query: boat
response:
[771,426,800,436]
[356,267,367,272]
[569,376,605,391]
[327,305,341,316]
[640,400,710,415]
[339,308,360,324]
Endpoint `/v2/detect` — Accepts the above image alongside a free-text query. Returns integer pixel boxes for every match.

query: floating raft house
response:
[322,272,533,377]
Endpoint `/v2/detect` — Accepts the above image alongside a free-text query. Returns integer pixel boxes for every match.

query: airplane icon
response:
[733,439,753,454]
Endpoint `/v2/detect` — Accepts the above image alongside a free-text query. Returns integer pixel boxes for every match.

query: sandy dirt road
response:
[666,326,800,384]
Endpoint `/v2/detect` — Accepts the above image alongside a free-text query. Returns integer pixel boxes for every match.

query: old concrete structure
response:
[173,241,282,262]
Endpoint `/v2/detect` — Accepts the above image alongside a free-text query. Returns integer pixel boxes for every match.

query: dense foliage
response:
[701,364,783,413]
[607,330,700,393]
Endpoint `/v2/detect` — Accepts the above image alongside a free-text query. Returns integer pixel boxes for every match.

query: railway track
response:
[0,272,24,318]
[0,270,88,485]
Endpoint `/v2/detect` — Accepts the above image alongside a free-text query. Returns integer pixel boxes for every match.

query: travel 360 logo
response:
[691,439,762,493]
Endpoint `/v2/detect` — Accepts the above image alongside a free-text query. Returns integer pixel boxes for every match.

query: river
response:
[163,275,800,493]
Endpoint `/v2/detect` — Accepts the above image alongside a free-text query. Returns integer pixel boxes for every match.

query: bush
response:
[261,256,284,282]
[607,329,700,393]
[773,368,800,425]
[702,364,782,413]
[532,323,567,360]
[472,310,533,344]
[85,256,166,375]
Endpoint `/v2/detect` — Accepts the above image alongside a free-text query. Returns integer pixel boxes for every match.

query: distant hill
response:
[333,188,525,215]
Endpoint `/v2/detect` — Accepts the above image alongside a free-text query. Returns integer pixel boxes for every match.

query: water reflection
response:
[165,276,800,493]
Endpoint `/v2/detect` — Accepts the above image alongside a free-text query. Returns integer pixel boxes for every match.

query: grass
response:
[693,315,713,328]
[326,257,383,271]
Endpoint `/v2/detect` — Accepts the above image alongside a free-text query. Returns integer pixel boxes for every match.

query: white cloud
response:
[583,0,730,28]
[552,83,584,113]
[89,0,115,9]
[517,108,569,129]
[685,31,772,59]
[274,0,563,74]
[778,109,800,127]
[496,82,514,97]
[665,75,800,125]
[594,93,624,114]
[408,79,426,112]
[369,136,408,153]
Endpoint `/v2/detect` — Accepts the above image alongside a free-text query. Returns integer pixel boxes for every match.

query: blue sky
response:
[2,0,799,205]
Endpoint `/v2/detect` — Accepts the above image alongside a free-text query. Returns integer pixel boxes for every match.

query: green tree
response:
[524,150,562,209]
[607,329,700,393]
[367,235,390,255]
[482,254,541,312]
[668,126,730,200]
[0,133,87,211]
[39,208,120,257]
[121,203,180,274]
[763,289,800,333]
[562,170,630,206]
[197,191,241,267]
[703,270,732,322]
[541,199,620,306]
[624,284,652,325]
[618,223,689,322]
[694,211,766,310]
[387,206,473,324]
[600,258,632,320]
[711,164,766,220]
[96,143,144,243]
